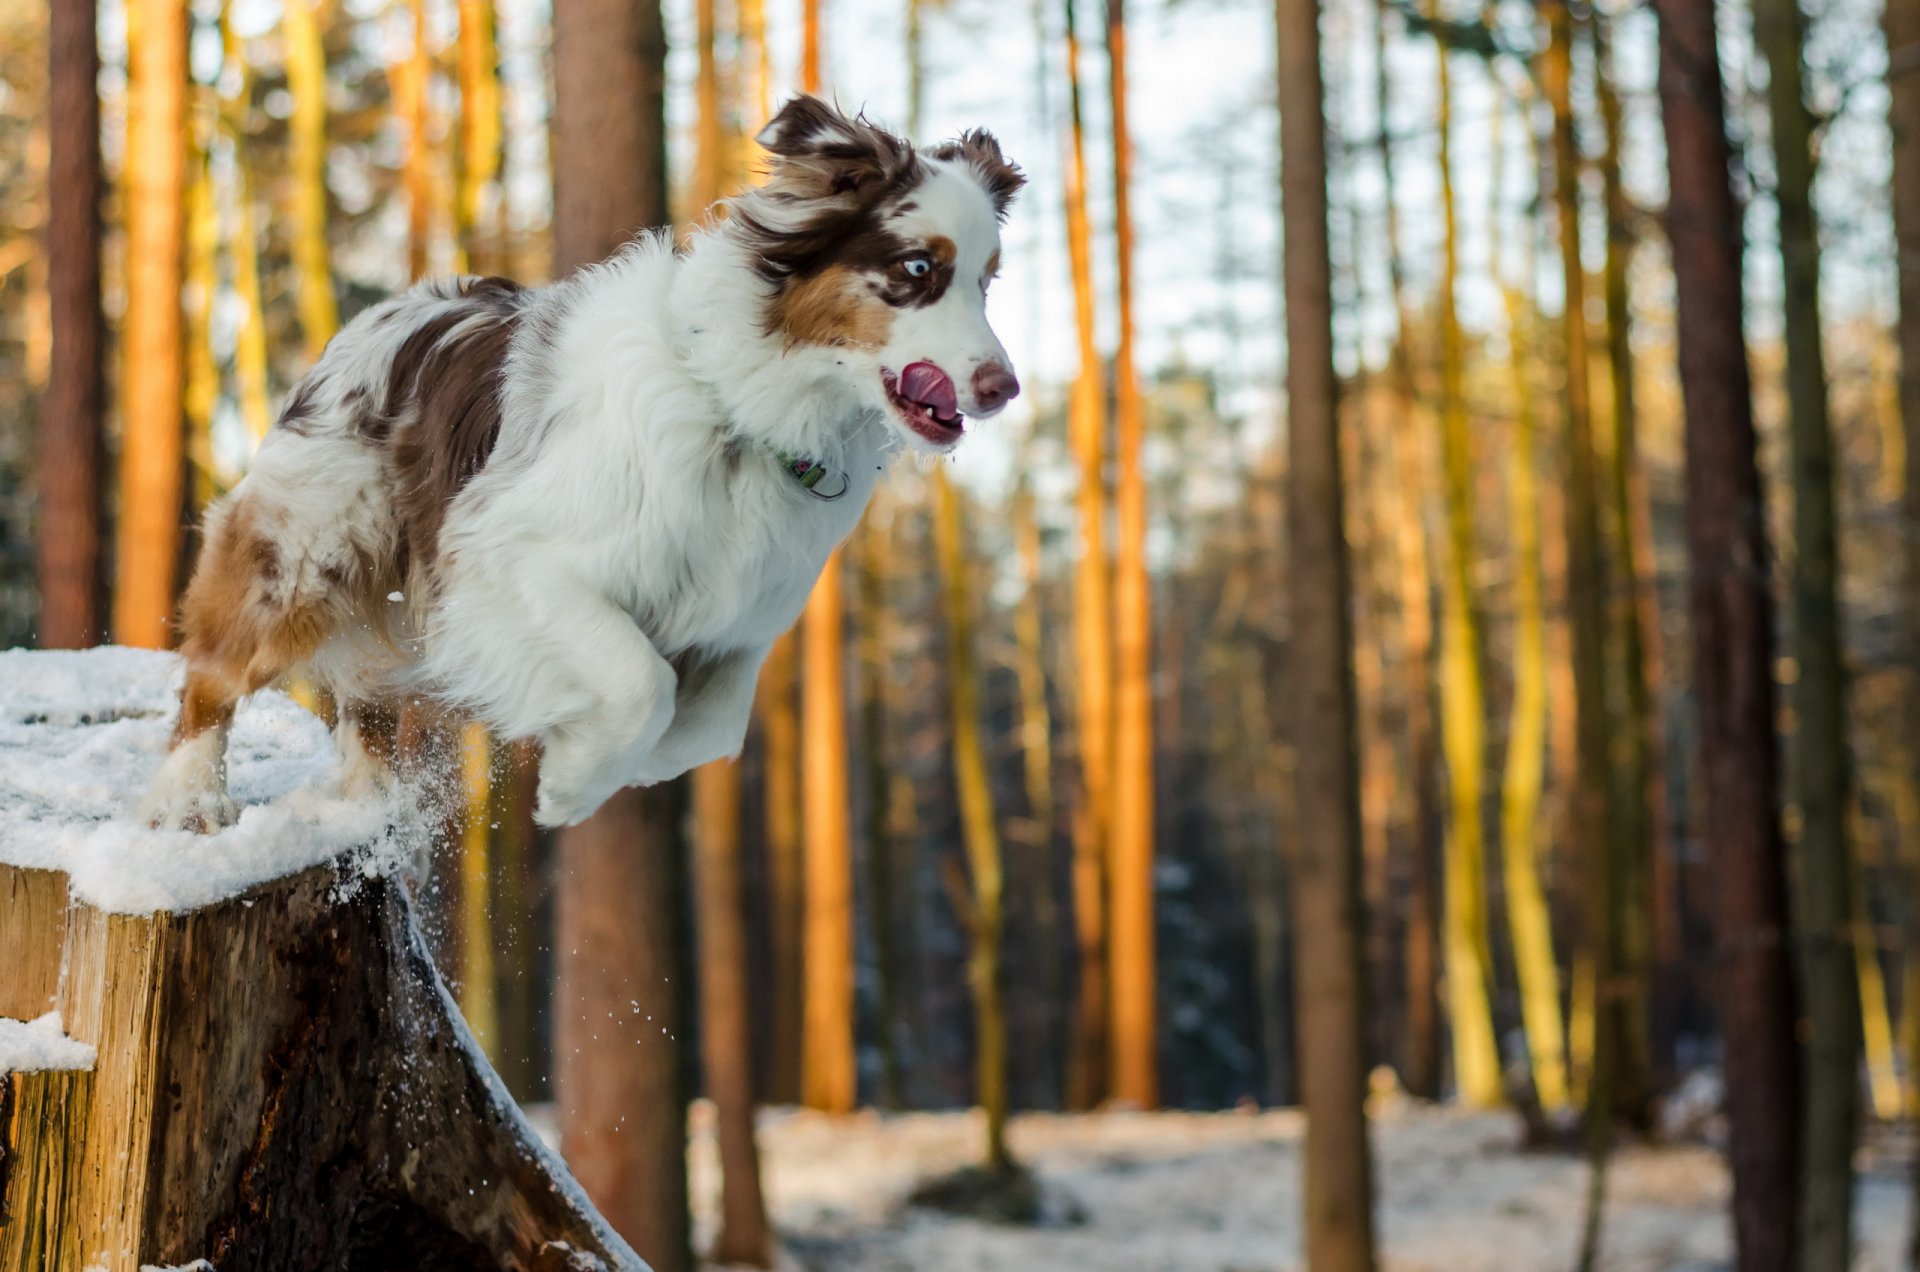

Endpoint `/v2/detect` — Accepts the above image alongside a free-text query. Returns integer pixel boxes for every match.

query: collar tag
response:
[773,448,847,500]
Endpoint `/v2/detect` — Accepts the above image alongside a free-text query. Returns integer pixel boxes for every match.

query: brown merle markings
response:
[772,264,894,350]
[736,99,1025,347]
[275,379,323,436]
[928,130,1026,220]
[380,275,529,568]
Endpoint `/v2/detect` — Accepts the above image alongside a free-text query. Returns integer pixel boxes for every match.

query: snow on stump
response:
[0,649,644,1272]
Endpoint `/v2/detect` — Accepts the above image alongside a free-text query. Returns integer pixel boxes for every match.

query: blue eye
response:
[901,255,932,278]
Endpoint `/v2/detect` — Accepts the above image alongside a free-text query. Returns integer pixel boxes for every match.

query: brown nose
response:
[972,362,1020,411]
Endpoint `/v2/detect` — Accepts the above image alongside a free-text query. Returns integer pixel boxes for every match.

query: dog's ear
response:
[929,129,1025,221]
[755,96,916,201]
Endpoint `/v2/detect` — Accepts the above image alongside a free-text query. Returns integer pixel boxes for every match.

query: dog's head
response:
[729,96,1025,453]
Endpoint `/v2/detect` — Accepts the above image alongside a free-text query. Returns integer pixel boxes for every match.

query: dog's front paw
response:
[138,782,238,835]
[138,733,237,834]
[534,770,608,828]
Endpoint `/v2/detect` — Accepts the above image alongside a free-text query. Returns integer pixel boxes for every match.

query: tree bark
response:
[1106,0,1158,1113]
[1062,0,1115,1112]
[692,762,774,1267]
[114,0,189,649]
[1427,9,1501,1109]
[754,633,805,1106]
[284,0,337,354]
[1493,94,1569,1116]
[39,0,104,649]
[1594,8,1662,1115]
[1654,2,1803,1266]
[1276,0,1377,1264]
[799,549,857,1114]
[554,789,691,1272]
[1370,0,1442,1101]
[932,473,1014,1170]
[0,861,644,1272]
[1882,0,1920,1256]
[1753,0,1858,1263]
[549,4,687,1266]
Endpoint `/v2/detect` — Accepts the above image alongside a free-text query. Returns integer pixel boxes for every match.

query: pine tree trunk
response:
[1753,0,1859,1263]
[284,0,337,355]
[1428,15,1501,1109]
[755,633,805,1106]
[933,473,1013,1171]
[1543,0,1618,1140]
[800,551,856,1114]
[1276,0,1377,1264]
[114,0,189,649]
[549,3,687,1266]
[1883,0,1920,1254]
[1062,0,1114,1111]
[1370,0,1442,1101]
[693,762,775,1267]
[1106,0,1158,1113]
[1654,2,1803,1265]
[1493,98,1569,1116]
[1594,10,1662,1114]
[456,0,503,273]
[39,0,104,649]
[219,10,272,446]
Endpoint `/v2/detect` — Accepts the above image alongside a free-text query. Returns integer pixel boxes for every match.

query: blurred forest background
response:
[7,0,1920,1266]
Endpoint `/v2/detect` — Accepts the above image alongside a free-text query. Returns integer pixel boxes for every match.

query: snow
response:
[0,648,418,915]
[0,1011,96,1074]
[668,1102,1917,1271]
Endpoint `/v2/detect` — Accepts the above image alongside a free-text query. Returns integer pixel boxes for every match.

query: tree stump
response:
[0,648,645,1272]
[0,859,644,1272]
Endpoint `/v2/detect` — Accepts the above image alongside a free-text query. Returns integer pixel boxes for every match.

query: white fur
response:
[144,142,1014,829]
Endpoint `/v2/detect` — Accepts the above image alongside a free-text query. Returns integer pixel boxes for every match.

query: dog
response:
[138,96,1024,832]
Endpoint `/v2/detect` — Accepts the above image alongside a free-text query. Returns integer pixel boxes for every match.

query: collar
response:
[772,448,850,501]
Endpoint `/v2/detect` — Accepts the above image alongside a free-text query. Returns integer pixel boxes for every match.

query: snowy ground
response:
[675,1101,1915,1271]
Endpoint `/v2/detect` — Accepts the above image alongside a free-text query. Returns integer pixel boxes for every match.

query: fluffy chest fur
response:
[435,238,882,671]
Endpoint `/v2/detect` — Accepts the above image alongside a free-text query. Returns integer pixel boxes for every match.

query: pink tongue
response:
[900,361,958,418]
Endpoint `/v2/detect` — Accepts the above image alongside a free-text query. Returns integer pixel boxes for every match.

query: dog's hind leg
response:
[335,697,401,800]
[140,495,338,832]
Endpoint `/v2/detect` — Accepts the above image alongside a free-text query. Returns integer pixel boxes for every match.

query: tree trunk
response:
[1493,95,1569,1116]
[0,861,644,1272]
[1544,0,1618,1152]
[1062,0,1114,1112]
[1428,11,1501,1109]
[1106,0,1158,1113]
[1370,0,1442,1101]
[755,633,805,1106]
[39,0,104,649]
[284,0,337,356]
[1754,0,1858,1262]
[549,3,687,1267]
[800,551,857,1114]
[1276,0,1377,1264]
[114,0,189,650]
[1594,8,1661,1114]
[1653,2,1803,1266]
[933,473,1013,1171]
[456,0,503,273]
[1883,0,1920,1255]
[554,789,691,1272]
[693,762,775,1267]
[218,9,272,446]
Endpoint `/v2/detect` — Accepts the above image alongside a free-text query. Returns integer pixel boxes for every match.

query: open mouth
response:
[883,362,966,445]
